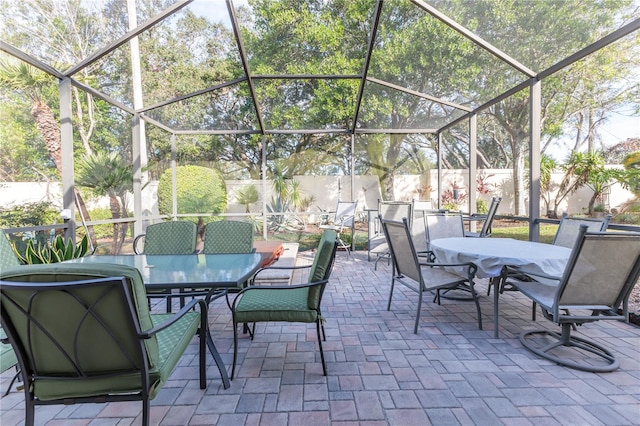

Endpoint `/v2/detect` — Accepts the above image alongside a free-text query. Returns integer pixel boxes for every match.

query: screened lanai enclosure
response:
[1,0,639,253]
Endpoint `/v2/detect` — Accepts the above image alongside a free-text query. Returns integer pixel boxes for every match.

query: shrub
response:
[157,165,227,216]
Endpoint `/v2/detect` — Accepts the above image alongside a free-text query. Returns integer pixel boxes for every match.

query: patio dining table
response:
[430,238,571,338]
[65,252,263,389]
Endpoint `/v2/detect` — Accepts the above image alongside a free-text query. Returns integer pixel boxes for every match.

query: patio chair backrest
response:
[478,197,502,237]
[334,201,358,228]
[554,228,640,320]
[425,212,465,246]
[379,201,413,224]
[309,229,339,283]
[0,263,160,400]
[202,220,254,254]
[1,229,21,270]
[552,214,611,248]
[380,218,422,285]
[409,202,441,253]
[142,221,197,254]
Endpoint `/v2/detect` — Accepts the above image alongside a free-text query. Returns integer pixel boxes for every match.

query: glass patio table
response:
[65,253,263,388]
[430,238,571,338]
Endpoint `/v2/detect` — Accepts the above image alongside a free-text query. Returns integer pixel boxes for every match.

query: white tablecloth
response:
[430,237,571,279]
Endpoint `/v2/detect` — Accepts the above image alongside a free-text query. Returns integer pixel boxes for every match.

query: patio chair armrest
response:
[416,250,436,262]
[140,297,207,338]
[133,233,145,254]
[419,261,477,277]
[252,264,311,280]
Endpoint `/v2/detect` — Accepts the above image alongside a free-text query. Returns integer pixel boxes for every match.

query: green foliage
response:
[236,185,260,213]
[12,234,89,264]
[0,201,59,228]
[476,199,488,214]
[157,165,227,215]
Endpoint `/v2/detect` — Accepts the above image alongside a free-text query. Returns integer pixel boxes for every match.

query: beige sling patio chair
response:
[373,200,413,270]
[319,200,358,255]
[465,196,502,238]
[424,211,465,253]
[505,226,640,372]
[552,213,612,248]
[381,217,482,334]
[499,212,613,302]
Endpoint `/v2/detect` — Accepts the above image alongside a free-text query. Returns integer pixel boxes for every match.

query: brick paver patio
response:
[1,250,639,425]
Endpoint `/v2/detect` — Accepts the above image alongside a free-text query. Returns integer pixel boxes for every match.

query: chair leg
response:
[387,278,395,310]
[316,320,327,375]
[231,320,239,380]
[3,368,21,396]
[414,290,423,334]
[519,323,619,373]
[25,394,35,426]
[142,399,150,426]
[469,283,483,330]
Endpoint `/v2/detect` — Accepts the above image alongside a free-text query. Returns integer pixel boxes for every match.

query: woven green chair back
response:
[143,221,197,254]
[1,229,21,270]
[202,221,254,254]
[0,263,160,400]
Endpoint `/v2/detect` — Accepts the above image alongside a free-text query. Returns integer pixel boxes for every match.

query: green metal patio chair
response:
[133,221,198,311]
[505,226,640,372]
[133,220,198,255]
[1,228,21,270]
[1,229,21,393]
[202,220,255,254]
[0,262,207,426]
[229,229,338,379]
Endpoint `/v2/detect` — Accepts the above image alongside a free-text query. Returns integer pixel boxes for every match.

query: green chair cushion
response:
[308,230,337,308]
[32,311,200,400]
[1,265,202,401]
[234,286,318,323]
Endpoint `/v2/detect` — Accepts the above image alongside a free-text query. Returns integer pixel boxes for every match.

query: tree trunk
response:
[31,99,97,248]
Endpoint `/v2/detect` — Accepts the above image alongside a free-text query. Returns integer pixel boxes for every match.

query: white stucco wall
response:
[1,170,635,220]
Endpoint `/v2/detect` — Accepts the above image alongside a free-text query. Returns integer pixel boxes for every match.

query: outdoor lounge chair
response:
[465,196,502,238]
[381,217,482,334]
[229,229,338,379]
[319,200,357,254]
[202,220,255,254]
[505,226,640,372]
[0,262,208,426]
